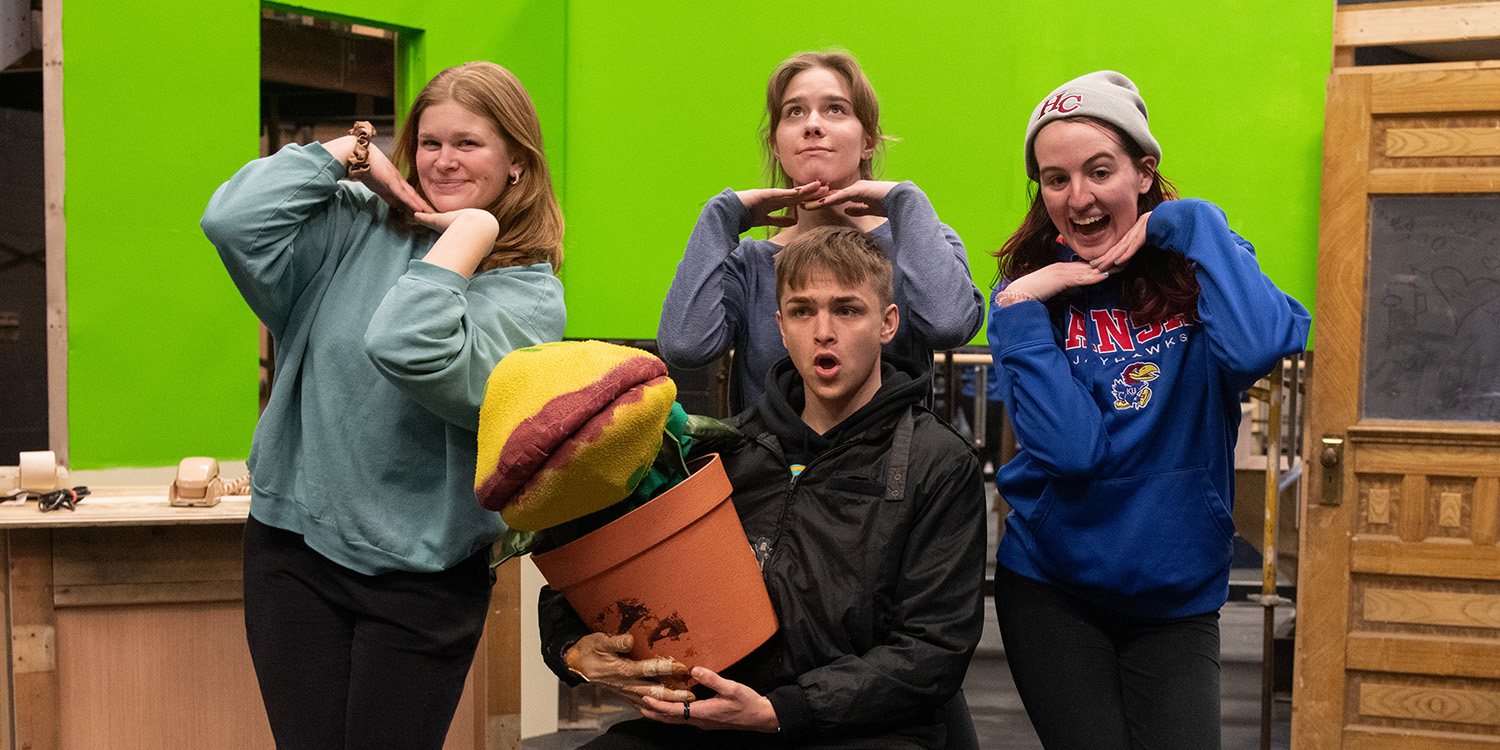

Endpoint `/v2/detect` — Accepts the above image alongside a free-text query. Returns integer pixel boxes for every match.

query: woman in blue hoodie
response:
[986,71,1309,749]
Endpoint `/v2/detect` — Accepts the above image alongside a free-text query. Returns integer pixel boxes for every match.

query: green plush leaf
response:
[682,414,750,460]
[493,527,540,567]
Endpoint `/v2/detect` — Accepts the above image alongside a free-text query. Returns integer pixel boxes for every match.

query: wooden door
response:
[1294,65,1500,748]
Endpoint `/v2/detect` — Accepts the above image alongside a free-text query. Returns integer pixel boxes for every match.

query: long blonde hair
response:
[393,62,564,272]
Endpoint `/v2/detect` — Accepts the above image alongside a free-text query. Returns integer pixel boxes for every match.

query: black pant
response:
[994,565,1221,750]
[242,515,493,750]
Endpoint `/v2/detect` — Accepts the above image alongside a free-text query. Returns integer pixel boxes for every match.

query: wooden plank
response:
[41,0,63,463]
[10,625,53,674]
[488,558,522,748]
[1476,476,1500,546]
[1336,2,1500,47]
[1355,446,1500,476]
[0,532,11,750]
[1364,588,1500,629]
[51,525,242,588]
[1342,58,1500,74]
[8,530,58,750]
[1359,680,1500,726]
[1348,631,1500,678]
[55,603,273,749]
[53,580,243,608]
[1293,69,1370,750]
[1350,421,1500,447]
[1403,475,1429,543]
[1372,67,1500,113]
[1387,127,1500,156]
[1369,166,1500,192]
[1338,0,1500,9]
[1368,487,1393,526]
[1334,45,1357,69]
[1441,491,1466,528]
[1347,724,1500,748]
[1353,538,1500,579]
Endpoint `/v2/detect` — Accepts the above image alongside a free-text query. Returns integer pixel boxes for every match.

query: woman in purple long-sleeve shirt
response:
[656,49,983,412]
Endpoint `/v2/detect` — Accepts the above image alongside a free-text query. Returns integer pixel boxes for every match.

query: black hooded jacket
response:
[540,355,986,748]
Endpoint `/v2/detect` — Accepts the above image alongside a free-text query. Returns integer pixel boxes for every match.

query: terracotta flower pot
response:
[532,454,777,677]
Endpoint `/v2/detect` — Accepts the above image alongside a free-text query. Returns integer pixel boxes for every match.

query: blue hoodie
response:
[986,199,1309,618]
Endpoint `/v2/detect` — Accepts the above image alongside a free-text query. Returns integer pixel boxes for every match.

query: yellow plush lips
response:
[475,341,678,532]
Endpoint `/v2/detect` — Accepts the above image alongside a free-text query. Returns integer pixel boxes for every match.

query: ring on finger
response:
[683,702,691,722]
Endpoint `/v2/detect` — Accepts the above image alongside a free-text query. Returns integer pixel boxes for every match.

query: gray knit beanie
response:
[1023,70,1161,181]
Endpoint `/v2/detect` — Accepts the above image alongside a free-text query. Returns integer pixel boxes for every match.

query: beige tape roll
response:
[18,451,59,493]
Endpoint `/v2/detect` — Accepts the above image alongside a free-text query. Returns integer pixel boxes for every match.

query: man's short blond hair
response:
[775,226,893,306]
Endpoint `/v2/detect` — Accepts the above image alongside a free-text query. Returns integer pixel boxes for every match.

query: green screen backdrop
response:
[559,0,1330,339]
[61,0,1329,469]
[62,0,564,468]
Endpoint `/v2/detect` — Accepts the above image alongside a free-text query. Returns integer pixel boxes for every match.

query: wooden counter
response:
[0,488,254,528]
[0,489,521,750]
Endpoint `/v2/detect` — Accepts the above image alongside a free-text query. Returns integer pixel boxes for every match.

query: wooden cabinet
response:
[0,491,522,750]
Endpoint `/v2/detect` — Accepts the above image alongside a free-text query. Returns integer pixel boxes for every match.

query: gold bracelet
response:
[347,121,375,177]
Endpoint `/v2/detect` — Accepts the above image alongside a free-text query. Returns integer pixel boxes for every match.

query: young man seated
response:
[538,226,986,749]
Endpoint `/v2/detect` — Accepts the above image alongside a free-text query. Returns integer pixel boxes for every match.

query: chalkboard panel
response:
[1364,195,1500,421]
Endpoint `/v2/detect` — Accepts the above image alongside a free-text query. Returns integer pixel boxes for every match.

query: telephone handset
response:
[169,457,251,507]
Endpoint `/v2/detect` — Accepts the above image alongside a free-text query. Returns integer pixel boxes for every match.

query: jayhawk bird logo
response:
[1111,362,1161,411]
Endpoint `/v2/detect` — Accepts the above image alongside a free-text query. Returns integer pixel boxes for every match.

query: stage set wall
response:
[58,0,1330,470]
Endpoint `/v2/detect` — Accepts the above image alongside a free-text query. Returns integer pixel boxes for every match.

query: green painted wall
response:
[558,0,1331,340]
[62,0,1330,469]
[63,0,565,468]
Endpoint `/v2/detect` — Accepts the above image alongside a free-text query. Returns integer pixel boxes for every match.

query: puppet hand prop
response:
[564,633,695,708]
[475,341,678,531]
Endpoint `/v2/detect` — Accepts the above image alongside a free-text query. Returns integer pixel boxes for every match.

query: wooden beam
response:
[1348,632,1500,679]
[8,531,59,750]
[42,0,64,465]
[1354,445,1500,476]
[1369,166,1500,192]
[487,559,522,745]
[1346,724,1500,748]
[1352,538,1500,579]
[1387,126,1500,156]
[1371,66,1500,112]
[1335,2,1500,47]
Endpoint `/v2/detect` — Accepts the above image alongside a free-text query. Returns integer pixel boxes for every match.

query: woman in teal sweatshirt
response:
[202,61,565,750]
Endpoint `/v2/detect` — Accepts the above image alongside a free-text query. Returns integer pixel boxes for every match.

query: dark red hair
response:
[995,117,1198,326]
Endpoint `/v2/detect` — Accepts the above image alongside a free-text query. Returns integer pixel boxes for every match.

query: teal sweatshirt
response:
[202,142,566,575]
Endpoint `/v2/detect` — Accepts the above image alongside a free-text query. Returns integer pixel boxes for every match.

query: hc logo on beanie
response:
[1040,92,1082,116]
[1023,71,1162,181]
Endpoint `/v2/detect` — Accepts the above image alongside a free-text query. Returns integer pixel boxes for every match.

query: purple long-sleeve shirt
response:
[657,182,984,411]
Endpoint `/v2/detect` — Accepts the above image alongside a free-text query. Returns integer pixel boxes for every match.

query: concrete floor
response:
[525,500,1295,750]
[524,600,1293,750]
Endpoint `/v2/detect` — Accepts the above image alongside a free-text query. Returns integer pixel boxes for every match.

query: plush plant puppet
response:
[475,341,749,563]
[475,340,680,531]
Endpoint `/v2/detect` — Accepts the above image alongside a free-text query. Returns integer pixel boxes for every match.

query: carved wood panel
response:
[1342,438,1500,740]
